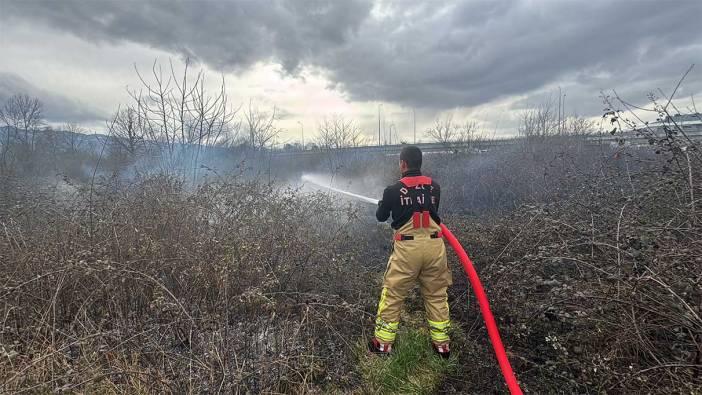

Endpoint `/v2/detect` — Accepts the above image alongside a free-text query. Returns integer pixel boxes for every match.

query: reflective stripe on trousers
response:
[428,319,451,343]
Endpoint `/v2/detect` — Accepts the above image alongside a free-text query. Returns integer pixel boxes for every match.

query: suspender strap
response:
[399,176,432,188]
[394,231,442,241]
[412,212,421,228]
[411,211,432,228]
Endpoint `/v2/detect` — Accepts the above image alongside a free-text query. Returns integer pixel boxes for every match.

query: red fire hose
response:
[440,224,523,395]
[302,176,522,391]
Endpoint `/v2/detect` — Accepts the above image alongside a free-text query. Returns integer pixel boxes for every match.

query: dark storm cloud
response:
[3,0,701,115]
[1,0,373,73]
[321,0,702,109]
[0,72,106,123]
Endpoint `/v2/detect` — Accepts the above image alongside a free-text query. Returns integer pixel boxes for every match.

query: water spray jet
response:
[301,174,380,205]
[302,174,523,394]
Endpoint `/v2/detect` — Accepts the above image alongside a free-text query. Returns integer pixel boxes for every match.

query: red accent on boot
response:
[433,342,450,358]
[369,337,392,354]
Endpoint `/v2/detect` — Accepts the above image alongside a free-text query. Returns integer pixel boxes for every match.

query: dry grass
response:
[0,174,380,393]
[1,119,701,393]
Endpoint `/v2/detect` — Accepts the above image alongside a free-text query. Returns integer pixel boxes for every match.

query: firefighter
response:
[370,145,452,358]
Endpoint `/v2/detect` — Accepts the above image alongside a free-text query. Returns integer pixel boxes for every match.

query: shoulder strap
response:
[399,176,432,188]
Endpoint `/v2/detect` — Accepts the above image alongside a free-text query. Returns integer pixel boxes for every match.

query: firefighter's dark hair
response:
[400,145,422,170]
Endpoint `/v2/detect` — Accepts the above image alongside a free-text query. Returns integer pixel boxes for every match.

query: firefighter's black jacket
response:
[376,169,441,229]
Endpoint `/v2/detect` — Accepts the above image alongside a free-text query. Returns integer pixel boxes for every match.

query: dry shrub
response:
[0,173,379,393]
[444,144,701,393]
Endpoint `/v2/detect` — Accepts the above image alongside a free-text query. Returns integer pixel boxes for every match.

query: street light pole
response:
[413,108,416,144]
[378,104,382,147]
[297,120,304,150]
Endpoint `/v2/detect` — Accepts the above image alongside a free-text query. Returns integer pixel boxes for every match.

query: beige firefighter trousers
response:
[374,218,452,344]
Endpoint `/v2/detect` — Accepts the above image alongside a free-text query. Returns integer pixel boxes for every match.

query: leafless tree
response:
[0,94,44,151]
[128,59,238,169]
[316,115,365,149]
[243,100,280,150]
[566,115,595,136]
[425,114,457,145]
[425,115,484,148]
[454,120,485,148]
[518,101,558,139]
[60,122,86,154]
[108,107,145,157]
[213,120,243,148]
[519,95,594,140]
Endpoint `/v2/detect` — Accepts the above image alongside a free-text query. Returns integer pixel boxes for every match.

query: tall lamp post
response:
[297,120,304,150]
[378,104,383,147]
[413,108,416,144]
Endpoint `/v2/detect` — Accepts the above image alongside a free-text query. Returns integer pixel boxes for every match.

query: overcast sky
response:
[1,0,701,142]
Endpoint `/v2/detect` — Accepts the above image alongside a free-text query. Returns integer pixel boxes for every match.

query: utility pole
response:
[378,104,382,147]
[297,120,304,150]
[382,107,386,145]
[558,85,563,135]
[413,108,416,144]
[562,93,566,134]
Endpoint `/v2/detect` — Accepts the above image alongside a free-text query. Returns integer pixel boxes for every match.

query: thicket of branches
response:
[0,174,384,392]
[1,64,700,392]
[518,95,595,140]
[425,114,486,148]
[315,115,365,150]
[438,78,701,392]
[446,154,700,393]
[0,93,45,172]
[0,60,290,182]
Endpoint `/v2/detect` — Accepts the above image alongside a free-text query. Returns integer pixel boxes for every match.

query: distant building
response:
[663,113,702,133]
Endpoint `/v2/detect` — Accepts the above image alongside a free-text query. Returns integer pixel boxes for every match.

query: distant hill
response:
[0,125,109,154]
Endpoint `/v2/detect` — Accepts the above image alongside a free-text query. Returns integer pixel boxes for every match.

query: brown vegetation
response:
[1,68,700,392]
[0,175,383,392]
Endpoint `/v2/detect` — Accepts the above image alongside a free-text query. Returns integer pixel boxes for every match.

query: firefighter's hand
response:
[377,200,383,207]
